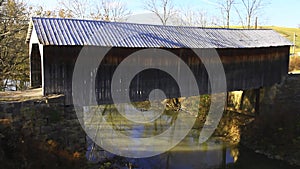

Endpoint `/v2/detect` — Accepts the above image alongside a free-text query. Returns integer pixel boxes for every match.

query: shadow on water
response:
[83,100,300,169]
[225,146,300,169]
[86,138,300,169]
[86,135,300,169]
[86,133,300,169]
[86,136,237,169]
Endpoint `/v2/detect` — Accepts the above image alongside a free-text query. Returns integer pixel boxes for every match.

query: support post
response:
[255,88,260,115]
[293,32,297,56]
[225,92,229,110]
[255,17,258,29]
[239,91,245,111]
[222,145,226,169]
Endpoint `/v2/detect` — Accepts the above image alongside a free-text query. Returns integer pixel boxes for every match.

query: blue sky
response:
[28,0,300,28]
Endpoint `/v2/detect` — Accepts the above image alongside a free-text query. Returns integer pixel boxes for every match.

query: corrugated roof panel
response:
[29,17,292,48]
[35,19,45,44]
[54,19,66,45]
[63,19,78,45]
[94,22,109,46]
[90,22,104,46]
[46,19,59,45]
[74,20,87,45]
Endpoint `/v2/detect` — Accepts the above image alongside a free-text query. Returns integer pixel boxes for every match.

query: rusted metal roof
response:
[27,17,292,48]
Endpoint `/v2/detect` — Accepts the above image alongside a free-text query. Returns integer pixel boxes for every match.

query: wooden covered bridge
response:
[26,17,292,105]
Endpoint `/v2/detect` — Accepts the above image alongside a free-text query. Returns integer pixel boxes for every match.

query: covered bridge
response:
[26,17,292,105]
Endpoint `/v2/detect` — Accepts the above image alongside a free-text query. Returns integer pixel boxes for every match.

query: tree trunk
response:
[227,13,230,28]
[247,15,251,29]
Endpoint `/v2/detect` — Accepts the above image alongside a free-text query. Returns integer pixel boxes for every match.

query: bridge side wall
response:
[40,46,290,105]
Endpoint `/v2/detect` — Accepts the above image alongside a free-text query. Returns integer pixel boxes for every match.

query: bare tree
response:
[29,6,57,18]
[143,0,177,25]
[58,0,91,19]
[234,5,245,27]
[57,9,73,18]
[92,0,131,21]
[218,0,235,28]
[177,7,208,27]
[57,0,130,21]
[238,0,265,28]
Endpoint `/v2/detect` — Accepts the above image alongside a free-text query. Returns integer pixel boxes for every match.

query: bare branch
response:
[143,0,177,25]
[175,7,208,27]
[92,0,131,21]
[233,5,245,28]
[239,0,265,28]
[57,0,91,19]
[218,0,235,28]
[56,0,131,21]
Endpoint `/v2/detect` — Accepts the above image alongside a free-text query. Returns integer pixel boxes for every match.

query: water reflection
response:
[82,97,200,158]
[80,100,299,169]
[82,100,238,169]
[86,135,238,169]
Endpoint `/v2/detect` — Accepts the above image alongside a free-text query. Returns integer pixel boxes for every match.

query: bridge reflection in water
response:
[85,136,237,169]
[81,97,238,169]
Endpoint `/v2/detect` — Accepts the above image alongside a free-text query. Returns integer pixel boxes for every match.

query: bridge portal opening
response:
[30,44,42,88]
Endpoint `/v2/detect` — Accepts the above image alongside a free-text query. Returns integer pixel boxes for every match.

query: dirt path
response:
[0,88,62,102]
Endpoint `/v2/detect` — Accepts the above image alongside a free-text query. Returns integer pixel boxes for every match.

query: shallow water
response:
[86,135,299,169]
[83,104,299,169]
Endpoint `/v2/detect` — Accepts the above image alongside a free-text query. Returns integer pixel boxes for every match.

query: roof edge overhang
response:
[25,19,33,44]
[40,44,292,49]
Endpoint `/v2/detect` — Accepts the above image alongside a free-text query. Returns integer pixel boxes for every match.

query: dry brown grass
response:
[289,56,300,72]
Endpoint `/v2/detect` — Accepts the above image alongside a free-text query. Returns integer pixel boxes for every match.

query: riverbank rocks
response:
[241,74,300,167]
[0,97,86,154]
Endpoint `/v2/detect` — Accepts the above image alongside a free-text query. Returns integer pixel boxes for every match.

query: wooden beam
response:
[255,88,260,116]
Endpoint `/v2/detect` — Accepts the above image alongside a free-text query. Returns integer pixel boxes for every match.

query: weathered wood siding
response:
[43,46,79,104]
[42,46,290,105]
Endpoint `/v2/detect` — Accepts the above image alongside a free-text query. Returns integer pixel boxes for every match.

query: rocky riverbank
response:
[239,74,300,167]
[0,97,87,169]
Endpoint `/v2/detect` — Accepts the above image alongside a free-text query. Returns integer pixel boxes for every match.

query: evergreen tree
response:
[0,0,29,91]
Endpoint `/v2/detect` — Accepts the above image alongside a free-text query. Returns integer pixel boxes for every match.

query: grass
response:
[290,56,300,71]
